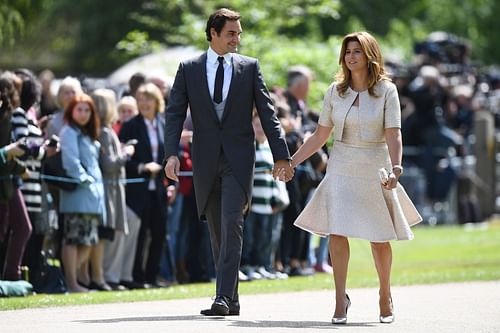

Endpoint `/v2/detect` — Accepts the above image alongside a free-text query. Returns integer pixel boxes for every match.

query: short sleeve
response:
[318,84,335,128]
[384,82,401,129]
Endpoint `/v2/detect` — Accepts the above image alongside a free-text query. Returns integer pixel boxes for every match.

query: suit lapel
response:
[221,54,243,124]
[197,53,220,124]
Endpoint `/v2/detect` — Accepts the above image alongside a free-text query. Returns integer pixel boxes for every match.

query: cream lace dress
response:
[294,104,422,242]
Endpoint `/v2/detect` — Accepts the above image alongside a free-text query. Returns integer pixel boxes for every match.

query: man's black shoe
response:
[200,299,240,316]
[200,296,237,316]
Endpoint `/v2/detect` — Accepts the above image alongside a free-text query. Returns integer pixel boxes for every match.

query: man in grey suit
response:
[164,8,294,316]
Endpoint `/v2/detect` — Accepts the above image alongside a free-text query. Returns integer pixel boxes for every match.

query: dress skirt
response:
[294,141,422,242]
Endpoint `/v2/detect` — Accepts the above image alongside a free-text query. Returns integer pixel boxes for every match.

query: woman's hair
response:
[117,96,138,113]
[0,72,18,118]
[91,88,118,127]
[136,82,164,114]
[14,68,42,111]
[336,31,390,97]
[64,93,100,140]
[56,76,83,108]
[205,8,241,41]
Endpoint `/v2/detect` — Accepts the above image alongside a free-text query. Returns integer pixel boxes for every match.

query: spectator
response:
[38,69,58,118]
[13,69,58,286]
[122,72,146,99]
[111,94,143,289]
[46,76,83,138]
[241,112,282,280]
[0,72,32,281]
[113,96,137,135]
[59,94,106,292]
[93,88,134,290]
[119,82,172,287]
[284,65,316,132]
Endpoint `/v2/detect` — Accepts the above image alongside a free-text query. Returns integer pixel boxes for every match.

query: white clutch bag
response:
[378,168,389,184]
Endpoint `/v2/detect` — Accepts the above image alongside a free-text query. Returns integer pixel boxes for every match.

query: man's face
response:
[211,20,242,55]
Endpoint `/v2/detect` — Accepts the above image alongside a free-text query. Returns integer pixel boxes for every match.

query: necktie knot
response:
[218,56,224,64]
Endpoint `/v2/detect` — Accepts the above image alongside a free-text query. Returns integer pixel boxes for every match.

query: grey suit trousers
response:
[204,153,246,300]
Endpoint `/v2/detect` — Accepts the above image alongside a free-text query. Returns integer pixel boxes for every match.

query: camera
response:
[47,135,60,148]
[18,137,44,160]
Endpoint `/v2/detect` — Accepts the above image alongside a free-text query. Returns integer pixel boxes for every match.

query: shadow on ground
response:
[77,315,378,329]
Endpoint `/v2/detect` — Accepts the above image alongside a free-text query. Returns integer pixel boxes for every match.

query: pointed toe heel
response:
[332,294,351,325]
[379,296,394,324]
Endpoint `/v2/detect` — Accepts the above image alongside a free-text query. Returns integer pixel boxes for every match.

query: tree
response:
[0,2,26,47]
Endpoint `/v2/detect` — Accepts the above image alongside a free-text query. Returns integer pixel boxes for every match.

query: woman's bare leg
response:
[329,235,350,317]
[370,242,393,316]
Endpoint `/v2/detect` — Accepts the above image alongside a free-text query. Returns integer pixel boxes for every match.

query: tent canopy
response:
[106,46,203,87]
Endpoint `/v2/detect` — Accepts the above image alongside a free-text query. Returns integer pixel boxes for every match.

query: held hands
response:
[164,156,180,182]
[272,159,294,182]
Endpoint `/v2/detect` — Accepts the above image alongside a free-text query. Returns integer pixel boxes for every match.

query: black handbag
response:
[31,251,67,294]
[43,151,80,191]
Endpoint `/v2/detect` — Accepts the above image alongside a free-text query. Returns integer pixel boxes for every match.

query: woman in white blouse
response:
[291,31,422,325]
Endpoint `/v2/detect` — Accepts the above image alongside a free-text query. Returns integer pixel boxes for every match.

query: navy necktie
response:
[214,56,224,104]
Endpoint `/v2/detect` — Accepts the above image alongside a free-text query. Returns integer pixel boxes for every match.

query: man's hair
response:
[287,65,313,88]
[205,8,241,41]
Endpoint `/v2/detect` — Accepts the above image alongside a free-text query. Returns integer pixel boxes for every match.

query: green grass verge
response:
[2,222,500,311]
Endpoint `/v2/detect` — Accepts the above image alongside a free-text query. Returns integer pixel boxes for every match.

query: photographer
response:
[13,69,59,286]
[0,71,32,281]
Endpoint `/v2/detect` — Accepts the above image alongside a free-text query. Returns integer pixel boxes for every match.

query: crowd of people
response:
[0,29,498,297]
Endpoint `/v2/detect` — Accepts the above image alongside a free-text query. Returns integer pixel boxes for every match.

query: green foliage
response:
[1,0,500,76]
[0,3,25,46]
[116,30,163,57]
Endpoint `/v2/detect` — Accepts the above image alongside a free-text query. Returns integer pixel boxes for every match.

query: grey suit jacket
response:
[165,52,290,218]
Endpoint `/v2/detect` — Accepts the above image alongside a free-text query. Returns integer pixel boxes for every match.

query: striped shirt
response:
[11,107,45,213]
[251,140,275,215]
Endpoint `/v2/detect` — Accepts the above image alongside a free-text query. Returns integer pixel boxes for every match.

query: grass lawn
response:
[1,221,499,311]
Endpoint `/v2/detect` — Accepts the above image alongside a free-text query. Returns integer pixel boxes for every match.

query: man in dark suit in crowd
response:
[164,8,293,316]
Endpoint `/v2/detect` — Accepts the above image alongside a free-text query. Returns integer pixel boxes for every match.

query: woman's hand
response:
[5,141,25,160]
[123,144,135,157]
[382,171,400,190]
[144,162,162,175]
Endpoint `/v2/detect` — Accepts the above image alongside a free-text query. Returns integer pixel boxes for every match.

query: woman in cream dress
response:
[291,32,422,324]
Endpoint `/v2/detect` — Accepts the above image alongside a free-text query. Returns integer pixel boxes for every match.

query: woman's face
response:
[60,86,77,109]
[344,41,368,73]
[137,93,156,120]
[72,102,92,127]
[118,105,137,123]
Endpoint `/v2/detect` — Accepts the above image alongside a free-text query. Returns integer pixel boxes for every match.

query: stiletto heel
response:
[332,294,351,325]
[379,296,394,324]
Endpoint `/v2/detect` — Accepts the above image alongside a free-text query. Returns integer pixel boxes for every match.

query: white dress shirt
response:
[143,116,159,190]
[206,47,233,102]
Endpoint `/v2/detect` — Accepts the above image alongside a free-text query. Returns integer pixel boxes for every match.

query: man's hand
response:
[272,159,294,182]
[164,155,180,182]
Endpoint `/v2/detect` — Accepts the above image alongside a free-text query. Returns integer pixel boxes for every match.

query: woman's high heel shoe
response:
[379,296,394,324]
[332,294,351,325]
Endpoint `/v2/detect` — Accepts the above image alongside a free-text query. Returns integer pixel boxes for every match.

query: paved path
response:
[3,281,500,332]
